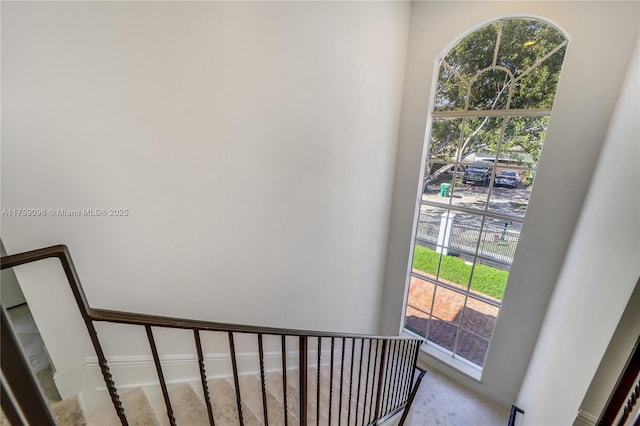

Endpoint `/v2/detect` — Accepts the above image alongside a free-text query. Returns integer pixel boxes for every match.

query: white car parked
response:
[494,170,520,188]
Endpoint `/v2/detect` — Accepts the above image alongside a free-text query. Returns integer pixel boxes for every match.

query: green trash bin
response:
[440,183,451,197]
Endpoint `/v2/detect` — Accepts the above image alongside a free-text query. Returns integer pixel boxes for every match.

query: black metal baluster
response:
[410,340,421,394]
[328,337,335,426]
[46,247,127,425]
[392,341,403,413]
[380,340,393,416]
[400,340,422,417]
[401,341,414,404]
[194,330,215,426]
[281,335,289,426]
[402,341,414,407]
[362,339,373,425]
[385,340,396,416]
[373,340,388,423]
[316,337,321,426]
[402,341,418,404]
[228,332,244,426]
[338,337,346,426]
[299,336,308,426]
[347,338,355,425]
[367,339,379,425]
[508,405,525,426]
[388,340,400,415]
[381,340,393,416]
[146,326,176,426]
[390,341,403,412]
[355,338,365,425]
[258,334,269,426]
[394,341,408,411]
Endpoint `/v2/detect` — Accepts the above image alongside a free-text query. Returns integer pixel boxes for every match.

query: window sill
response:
[403,329,483,382]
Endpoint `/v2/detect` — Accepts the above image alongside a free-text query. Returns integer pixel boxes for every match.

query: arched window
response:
[404,18,567,369]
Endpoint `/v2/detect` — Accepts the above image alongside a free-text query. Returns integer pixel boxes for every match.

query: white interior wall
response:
[381,0,639,406]
[1,1,410,370]
[516,39,639,426]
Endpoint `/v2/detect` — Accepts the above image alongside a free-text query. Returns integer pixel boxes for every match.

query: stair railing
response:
[1,245,425,426]
[598,334,640,426]
[507,405,524,426]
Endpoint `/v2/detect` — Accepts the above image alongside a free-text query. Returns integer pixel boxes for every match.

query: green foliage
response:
[412,245,508,300]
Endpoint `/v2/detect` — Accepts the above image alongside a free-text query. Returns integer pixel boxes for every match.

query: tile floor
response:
[5,304,509,425]
[405,366,509,425]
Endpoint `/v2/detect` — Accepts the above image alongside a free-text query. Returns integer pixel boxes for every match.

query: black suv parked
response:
[462,163,491,186]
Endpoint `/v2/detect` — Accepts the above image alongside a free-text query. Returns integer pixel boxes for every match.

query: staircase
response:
[1,245,425,426]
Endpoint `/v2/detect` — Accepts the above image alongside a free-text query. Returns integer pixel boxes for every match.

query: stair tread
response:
[51,394,87,426]
[239,374,289,426]
[209,378,263,426]
[266,371,334,426]
[88,388,161,426]
[153,384,209,426]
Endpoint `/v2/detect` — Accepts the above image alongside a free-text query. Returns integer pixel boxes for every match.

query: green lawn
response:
[413,245,508,300]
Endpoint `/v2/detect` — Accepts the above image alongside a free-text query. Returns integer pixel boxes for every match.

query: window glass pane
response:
[434,67,467,112]
[461,297,499,339]
[422,165,456,206]
[453,168,492,210]
[460,117,503,165]
[443,22,498,81]
[412,243,441,279]
[510,45,566,109]
[438,253,472,290]
[521,170,536,191]
[405,306,429,338]
[488,169,530,219]
[432,286,466,325]
[501,116,548,169]
[477,217,520,266]
[469,69,511,110]
[407,275,435,315]
[455,330,489,367]
[430,118,463,162]
[415,204,446,247]
[428,319,458,353]
[497,19,566,80]
[469,221,512,302]
[448,211,485,259]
